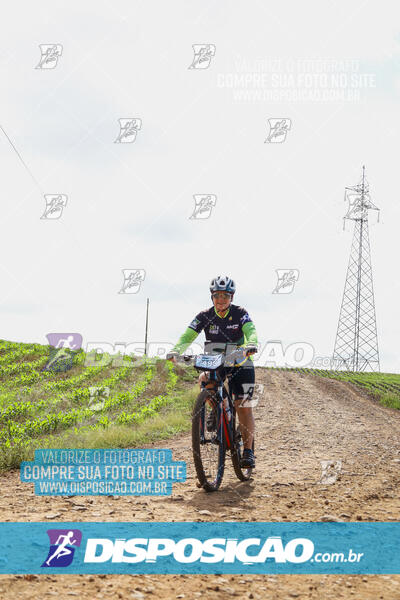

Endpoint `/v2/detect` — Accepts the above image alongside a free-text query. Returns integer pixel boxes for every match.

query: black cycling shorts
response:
[226,358,255,400]
[201,358,255,401]
[201,358,255,400]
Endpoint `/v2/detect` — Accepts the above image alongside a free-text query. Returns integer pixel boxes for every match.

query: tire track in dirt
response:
[1,369,400,599]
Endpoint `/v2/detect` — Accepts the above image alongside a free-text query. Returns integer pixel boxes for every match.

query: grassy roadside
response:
[375,392,400,411]
[33,385,198,453]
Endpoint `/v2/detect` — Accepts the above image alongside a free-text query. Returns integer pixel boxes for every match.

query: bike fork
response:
[219,385,235,450]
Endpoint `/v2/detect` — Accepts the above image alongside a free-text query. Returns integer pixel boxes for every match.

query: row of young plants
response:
[0,340,43,354]
[0,347,130,396]
[44,360,180,440]
[17,352,138,398]
[0,349,151,413]
[0,365,104,421]
[115,360,178,426]
[0,356,90,408]
[0,348,87,392]
[0,355,49,379]
[0,360,142,426]
[0,346,44,365]
[71,360,169,432]
[0,360,156,445]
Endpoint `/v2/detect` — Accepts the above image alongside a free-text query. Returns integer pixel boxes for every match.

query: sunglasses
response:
[212,292,232,300]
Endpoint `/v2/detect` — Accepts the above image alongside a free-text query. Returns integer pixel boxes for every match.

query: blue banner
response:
[0,522,399,574]
[20,449,186,496]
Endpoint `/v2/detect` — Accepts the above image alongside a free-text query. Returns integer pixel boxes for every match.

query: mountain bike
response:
[170,346,257,492]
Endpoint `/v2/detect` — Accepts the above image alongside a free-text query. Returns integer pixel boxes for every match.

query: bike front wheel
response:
[192,390,226,492]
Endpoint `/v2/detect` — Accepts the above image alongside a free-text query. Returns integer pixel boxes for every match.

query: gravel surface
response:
[1,369,399,599]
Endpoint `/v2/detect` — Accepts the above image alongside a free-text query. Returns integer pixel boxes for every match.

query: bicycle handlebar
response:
[166,346,257,363]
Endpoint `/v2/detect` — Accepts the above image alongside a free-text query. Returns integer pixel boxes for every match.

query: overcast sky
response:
[0,1,399,372]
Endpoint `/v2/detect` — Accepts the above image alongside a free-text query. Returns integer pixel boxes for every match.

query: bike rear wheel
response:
[192,390,226,492]
[230,412,254,481]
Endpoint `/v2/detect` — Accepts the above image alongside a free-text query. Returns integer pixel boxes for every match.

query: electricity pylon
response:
[332,166,380,372]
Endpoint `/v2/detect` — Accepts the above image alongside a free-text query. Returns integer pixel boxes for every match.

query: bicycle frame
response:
[199,368,236,451]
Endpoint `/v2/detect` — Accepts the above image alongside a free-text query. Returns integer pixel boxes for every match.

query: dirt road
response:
[1,369,400,599]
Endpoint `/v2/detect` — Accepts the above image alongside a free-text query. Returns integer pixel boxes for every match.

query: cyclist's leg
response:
[231,360,256,449]
[198,371,207,389]
[198,371,217,431]
[199,370,214,389]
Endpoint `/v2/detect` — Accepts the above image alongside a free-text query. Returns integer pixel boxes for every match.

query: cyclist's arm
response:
[242,321,258,346]
[171,327,199,355]
[241,321,258,361]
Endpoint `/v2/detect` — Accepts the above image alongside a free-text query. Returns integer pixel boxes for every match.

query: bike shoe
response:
[206,409,217,432]
[240,448,255,469]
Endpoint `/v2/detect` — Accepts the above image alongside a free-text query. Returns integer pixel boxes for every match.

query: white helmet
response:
[210,276,236,294]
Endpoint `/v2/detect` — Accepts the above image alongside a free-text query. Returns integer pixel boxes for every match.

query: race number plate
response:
[195,354,223,370]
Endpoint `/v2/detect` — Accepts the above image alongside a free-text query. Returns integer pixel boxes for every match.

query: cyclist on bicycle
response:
[168,275,258,468]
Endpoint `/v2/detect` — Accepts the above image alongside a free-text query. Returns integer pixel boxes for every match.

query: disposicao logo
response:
[83,536,314,564]
[42,529,82,568]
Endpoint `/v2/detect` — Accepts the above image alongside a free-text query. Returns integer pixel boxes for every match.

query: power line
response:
[0,124,44,195]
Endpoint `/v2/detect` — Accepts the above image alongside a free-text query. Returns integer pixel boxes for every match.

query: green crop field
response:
[2,338,399,472]
[0,340,198,471]
[264,366,400,410]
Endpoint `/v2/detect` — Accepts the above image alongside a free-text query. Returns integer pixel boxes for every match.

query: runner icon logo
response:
[189,194,217,220]
[272,269,299,294]
[188,44,216,70]
[35,44,63,69]
[119,269,146,294]
[41,529,82,568]
[264,118,292,143]
[114,118,142,143]
[41,194,68,220]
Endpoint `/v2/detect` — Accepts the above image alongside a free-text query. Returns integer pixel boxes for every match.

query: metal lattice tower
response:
[332,166,380,372]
